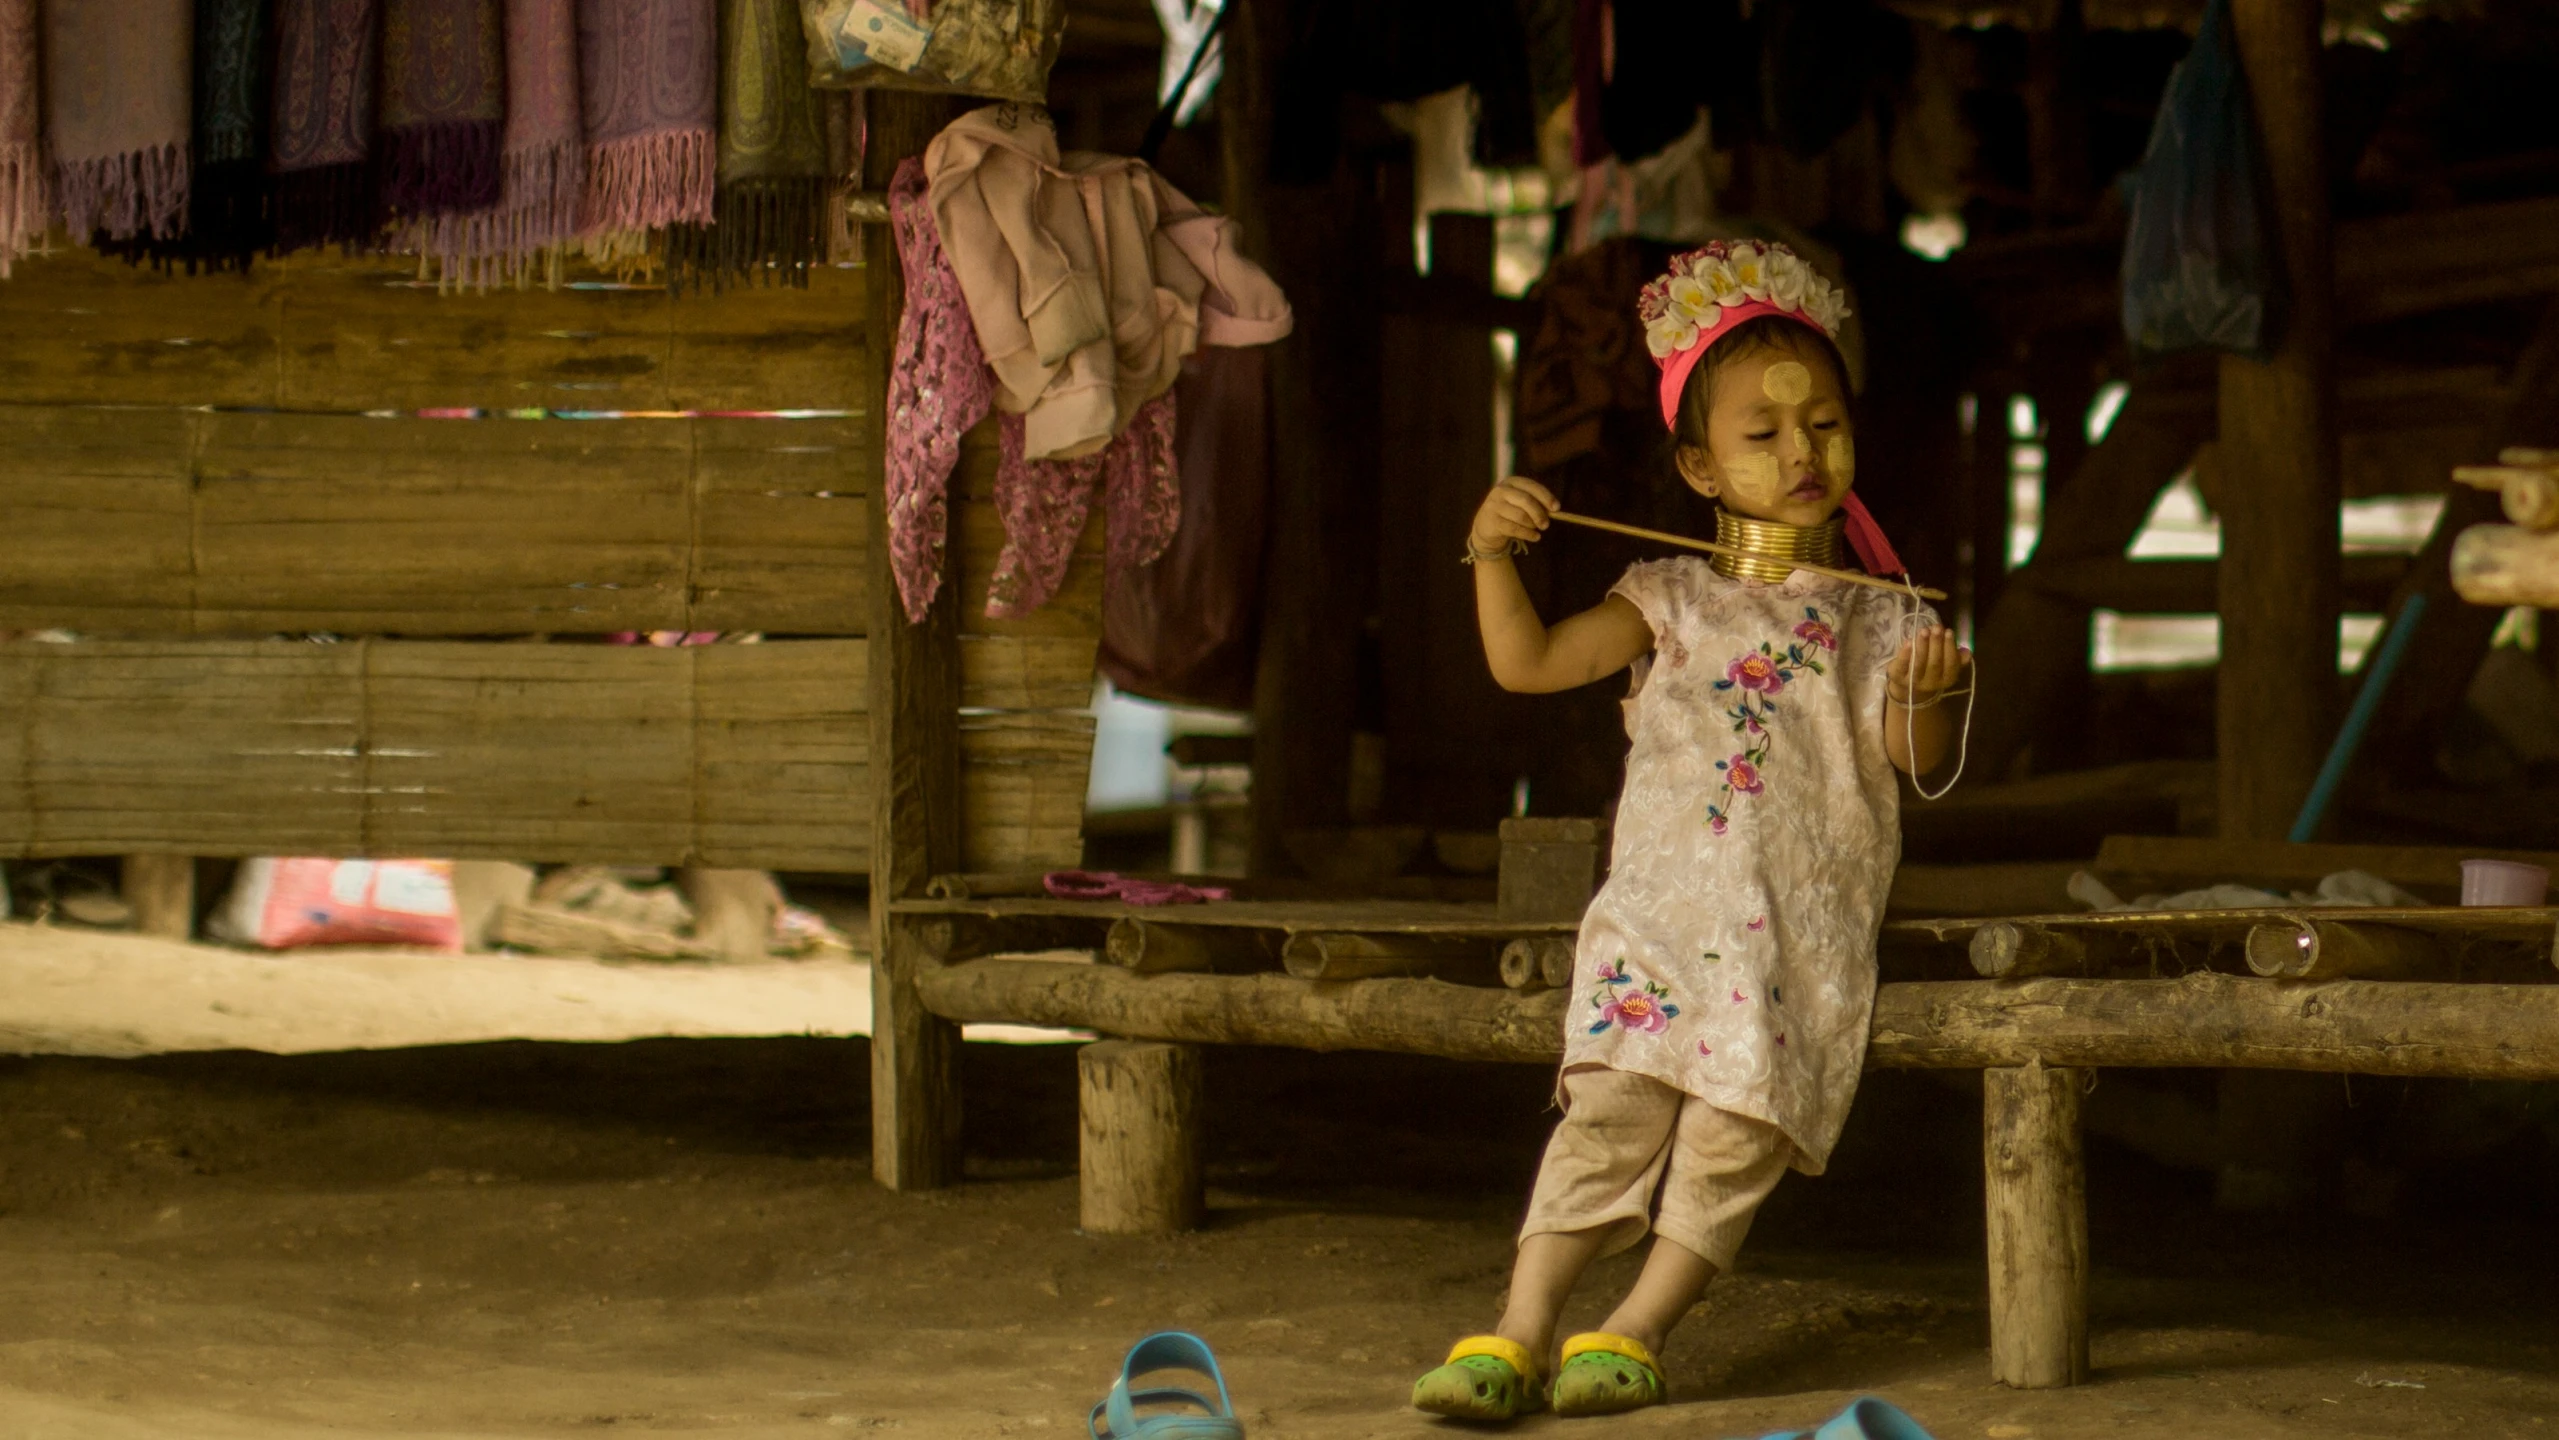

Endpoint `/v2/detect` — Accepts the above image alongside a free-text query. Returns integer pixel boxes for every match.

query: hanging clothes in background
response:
[378,0,507,220]
[879,154,1181,624]
[1099,345,1270,712]
[0,0,46,275]
[407,0,583,288]
[270,0,382,250]
[42,0,193,243]
[666,0,829,291]
[182,0,278,266]
[1269,0,1536,185]
[923,103,1290,464]
[574,0,715,253]
[1514,236,1672,475]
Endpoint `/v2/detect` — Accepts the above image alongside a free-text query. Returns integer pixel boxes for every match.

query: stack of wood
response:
[489,866,852,963]
[2451,449,2559,606]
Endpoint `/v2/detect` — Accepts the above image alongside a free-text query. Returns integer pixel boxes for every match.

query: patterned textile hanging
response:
[42,0,194,242]
[574,0,714,253]
[0,0,45,275]
[408,0,582,286]
[666,0,829,291]
[269,0,382,250]
[379,0,507,219]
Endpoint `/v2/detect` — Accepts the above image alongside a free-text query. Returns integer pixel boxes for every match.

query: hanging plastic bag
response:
[799,0,1063,104]
[2119,0,2276,358]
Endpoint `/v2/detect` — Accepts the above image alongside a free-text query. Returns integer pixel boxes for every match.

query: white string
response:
[1898,572,1974,802]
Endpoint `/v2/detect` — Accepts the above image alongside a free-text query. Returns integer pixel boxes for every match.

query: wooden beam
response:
[919,963,2559,1079]
[2217,0,2339,842]
[2092,834,2559,905]
[1107,918,1279,975]
[1984,1063,2090,1389]
[1969,921,2124,979]
[866,92,975,1194]
[1077,1040,1206,1235]
[1279,932,1502,983]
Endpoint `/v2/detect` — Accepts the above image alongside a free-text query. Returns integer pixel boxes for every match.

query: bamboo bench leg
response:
[122,855,195,940]
[872,915,962,1191]
[1984,1062,2090,1388]
[1079,1040,1204,1234]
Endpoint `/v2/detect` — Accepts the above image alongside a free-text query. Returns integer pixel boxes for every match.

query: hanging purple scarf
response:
[43,0,194,242]
[379,0,505,217]
[269,0,381,249]
[574,0,713,235]
[410,0,580,283]
[0,0,43,274]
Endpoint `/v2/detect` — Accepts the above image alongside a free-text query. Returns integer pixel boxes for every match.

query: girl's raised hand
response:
[1469,476,1559,560]
[1887,626,1970,706]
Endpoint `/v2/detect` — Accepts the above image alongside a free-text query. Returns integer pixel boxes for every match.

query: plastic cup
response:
[2460,859,2551,907]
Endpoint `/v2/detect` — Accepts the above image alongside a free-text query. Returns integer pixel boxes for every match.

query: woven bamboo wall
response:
[0,249,1101,872]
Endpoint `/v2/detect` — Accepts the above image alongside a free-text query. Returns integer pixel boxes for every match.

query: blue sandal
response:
[1749,1396,1937,1440]
[1089,1332,1244,1440]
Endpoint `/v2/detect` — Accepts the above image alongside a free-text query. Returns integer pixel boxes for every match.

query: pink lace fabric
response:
[883,156,1185,624]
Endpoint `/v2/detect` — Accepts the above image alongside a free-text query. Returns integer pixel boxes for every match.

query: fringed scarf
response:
[184,0,278,266]
[408,0,582,287]
[379,0,504,218]
[575,0,714,242]
[42,0,195,242]
[270,0,381,250]
[0,0,44,275]
[667,0,828,292]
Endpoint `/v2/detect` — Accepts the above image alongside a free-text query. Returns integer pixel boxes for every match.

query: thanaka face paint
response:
[1722,450,1784,506]
[1792,426,1812,458]
[1761,360,1813,407]
[1826,434,1856,485]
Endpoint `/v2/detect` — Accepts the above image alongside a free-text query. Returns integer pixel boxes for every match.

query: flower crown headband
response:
[1638,240,1902,578]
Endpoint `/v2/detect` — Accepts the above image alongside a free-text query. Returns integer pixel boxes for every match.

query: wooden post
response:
[865,92,973,1192]
[1984,1061,2090,1388]
[121,855,194,940]
[2216,0,2339,841]
[1078,1040,1205,1234]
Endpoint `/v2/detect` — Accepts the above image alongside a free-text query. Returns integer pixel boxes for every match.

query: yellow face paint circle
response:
[1761,360,1813,407]
[1723,450,1783,506]
[1826,435,1856,485]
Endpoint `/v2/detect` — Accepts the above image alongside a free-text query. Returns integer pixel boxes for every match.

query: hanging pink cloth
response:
[882,155,1184,624]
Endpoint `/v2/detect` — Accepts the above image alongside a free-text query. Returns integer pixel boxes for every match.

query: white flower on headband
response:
[1638,239,1848,345]
[1646,313,1699,359]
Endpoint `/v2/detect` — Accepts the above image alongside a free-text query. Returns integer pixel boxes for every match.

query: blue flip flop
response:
[1749,1396,1937,1440]
[1089,1332,1244,1440]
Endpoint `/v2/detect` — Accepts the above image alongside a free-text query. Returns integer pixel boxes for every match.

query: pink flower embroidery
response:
[1726,757,1764,795]
[1697,1042,1714,1057]
[1732,989,1747,1004]
[1776,1032,1787,1046]
[1726,652,1785,694]
[1599,991,1673,1034]
[1665,641,1689,670]
[1747,915,1767,931]
[1793,617,1837,651]
[1709,815,1729,836]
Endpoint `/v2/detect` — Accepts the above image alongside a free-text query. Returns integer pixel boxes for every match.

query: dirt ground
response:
[1,1038,2555,1440]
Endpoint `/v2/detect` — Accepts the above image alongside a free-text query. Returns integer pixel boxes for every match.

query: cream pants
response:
[1519,1067,1793,1270]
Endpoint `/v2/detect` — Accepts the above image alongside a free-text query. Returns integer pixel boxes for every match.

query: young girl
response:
[1411,241,1970,1421]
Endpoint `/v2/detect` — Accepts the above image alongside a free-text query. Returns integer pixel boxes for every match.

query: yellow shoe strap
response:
[1445,1334,1537,1379]
[1560,1331,1660,1374]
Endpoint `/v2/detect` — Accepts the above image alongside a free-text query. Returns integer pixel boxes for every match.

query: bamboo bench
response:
[880,896,2559,1389]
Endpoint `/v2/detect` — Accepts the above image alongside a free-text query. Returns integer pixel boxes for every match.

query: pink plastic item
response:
[1043,870,1230,906]
[212,858,464,951]
[2460,859,2550,907]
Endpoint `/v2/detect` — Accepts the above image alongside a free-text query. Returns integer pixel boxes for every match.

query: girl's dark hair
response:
[1672,316,1852,449]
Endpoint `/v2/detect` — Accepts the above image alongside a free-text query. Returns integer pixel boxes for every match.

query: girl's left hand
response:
[1888,627,1970,706]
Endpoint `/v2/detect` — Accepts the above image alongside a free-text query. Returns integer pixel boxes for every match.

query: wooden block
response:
[2452,523,2559,609]
[1970,922,2126,980]
[1984,1062,2090,1390]
[1279,931,1501,984]
[1078,1039,1205,1235]
[121,854,196,940]
[1498,817,1610,923]
[489,901,718,961]
[1107,918,1278,975]
[1499,935,1576,992]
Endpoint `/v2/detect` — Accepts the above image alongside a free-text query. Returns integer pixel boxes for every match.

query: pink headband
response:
[1641,246,1903,578]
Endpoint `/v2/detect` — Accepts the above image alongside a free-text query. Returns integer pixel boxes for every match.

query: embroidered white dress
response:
[1562,556,1933,1175]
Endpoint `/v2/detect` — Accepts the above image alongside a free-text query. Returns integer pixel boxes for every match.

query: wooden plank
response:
[917,964,2559,1080]
[0,248,868,412]
[690,416,868,634]
[0,407,198,631]
[2092,834,2559,904]
[893,894,1581,934]
[959,710,1098,874]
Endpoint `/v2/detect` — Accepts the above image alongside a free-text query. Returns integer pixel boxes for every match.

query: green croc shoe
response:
[1411,1335,1546,1423]
[1550,1331,1665,1418]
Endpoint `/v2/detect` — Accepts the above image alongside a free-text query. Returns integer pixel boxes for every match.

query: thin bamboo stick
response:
[1547,510,1949,601]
